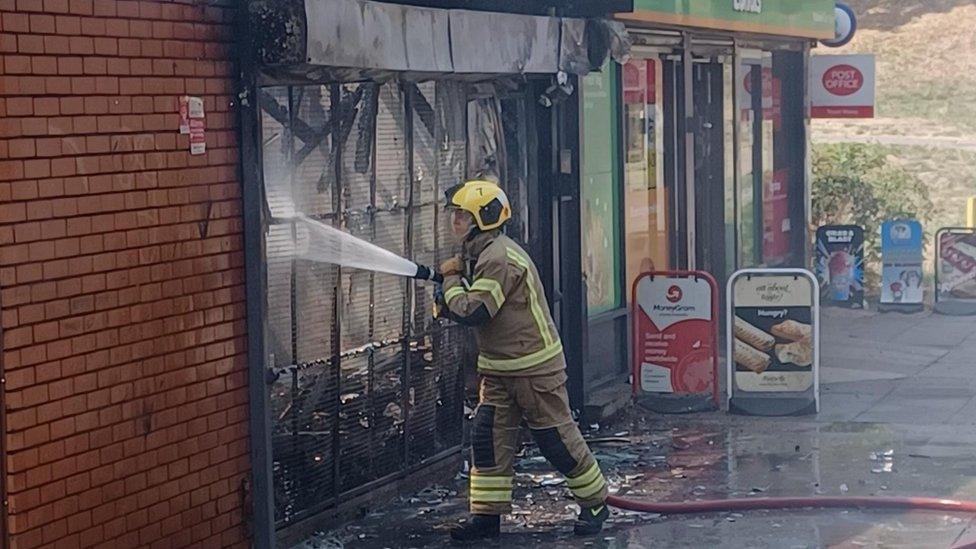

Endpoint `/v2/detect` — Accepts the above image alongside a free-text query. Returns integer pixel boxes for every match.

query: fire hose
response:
[605,494,976,548]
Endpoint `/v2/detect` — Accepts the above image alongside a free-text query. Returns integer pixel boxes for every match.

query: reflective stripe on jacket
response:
[442,231,565,376]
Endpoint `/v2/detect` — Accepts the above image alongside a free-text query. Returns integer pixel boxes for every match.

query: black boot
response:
[573,504,609,536]
[450,514,501,542]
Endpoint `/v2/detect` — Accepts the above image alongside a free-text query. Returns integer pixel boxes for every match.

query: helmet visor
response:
[443,183,465,209]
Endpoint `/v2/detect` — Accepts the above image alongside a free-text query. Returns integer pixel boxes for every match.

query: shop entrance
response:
[584,40,808,407]
[621,48,735,284]
[615,46,736,320]
[692,60,731,285]
[613,36,809,410]
[621,55,675,282]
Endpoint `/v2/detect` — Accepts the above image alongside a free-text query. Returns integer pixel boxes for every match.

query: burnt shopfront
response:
[239,0,626,545]
[577,2,835,397]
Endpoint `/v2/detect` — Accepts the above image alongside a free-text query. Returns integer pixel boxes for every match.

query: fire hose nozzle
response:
[413,264,443,284]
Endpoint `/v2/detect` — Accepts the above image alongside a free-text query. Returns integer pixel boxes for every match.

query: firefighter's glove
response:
[432,284,446,319]
[439,256,464,277]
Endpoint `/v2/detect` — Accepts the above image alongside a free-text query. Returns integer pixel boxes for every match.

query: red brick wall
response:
[0,1,250,547]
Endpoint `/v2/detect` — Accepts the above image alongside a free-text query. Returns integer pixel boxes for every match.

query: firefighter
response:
[433,179,609,541]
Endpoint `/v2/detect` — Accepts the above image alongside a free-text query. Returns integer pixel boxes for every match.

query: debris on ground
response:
[294,389,976,548]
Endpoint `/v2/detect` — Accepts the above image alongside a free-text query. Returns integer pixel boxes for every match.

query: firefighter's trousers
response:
[468,371,608,515]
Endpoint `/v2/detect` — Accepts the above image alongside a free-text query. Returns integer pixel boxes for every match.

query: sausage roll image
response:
[735,338,772,373]
[770,320,811,342]
[734,317,775,351]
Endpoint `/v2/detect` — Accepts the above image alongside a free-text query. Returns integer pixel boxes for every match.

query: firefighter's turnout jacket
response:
[442,230,609,515]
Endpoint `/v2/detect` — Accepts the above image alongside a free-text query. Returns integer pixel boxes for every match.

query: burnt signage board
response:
[378,0,634,16]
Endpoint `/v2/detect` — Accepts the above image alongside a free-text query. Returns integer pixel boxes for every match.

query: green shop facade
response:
[575,1,835,399]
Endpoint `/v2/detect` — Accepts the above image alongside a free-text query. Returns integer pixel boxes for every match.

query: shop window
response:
[737,57,763,267]
[723,62,736,279]
[736,51,803,268]
[582,64,622,316]
[761,54,790,266]
[770,51,805,267]
[622,58,669,293]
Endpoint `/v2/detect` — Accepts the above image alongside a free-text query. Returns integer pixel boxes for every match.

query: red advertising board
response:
[632,271,719,412]
[935,227,976,316]
[622,59,657,106]
[740,66,781,129]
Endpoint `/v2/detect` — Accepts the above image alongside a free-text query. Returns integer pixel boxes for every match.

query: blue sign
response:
[880,220,924,306]
[822,3,857,48]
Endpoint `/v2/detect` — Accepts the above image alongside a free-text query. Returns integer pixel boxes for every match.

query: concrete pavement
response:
[296,307,976,548]
[818,307,976,425]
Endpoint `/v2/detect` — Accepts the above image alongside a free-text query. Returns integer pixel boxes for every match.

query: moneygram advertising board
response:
[632,272,719,414]
[727,269,820,416]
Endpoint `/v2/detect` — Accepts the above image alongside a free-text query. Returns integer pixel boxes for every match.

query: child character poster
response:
[880,220,924,308]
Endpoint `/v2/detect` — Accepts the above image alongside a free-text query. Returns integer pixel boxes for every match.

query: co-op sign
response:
[732,0,762,13]
[811,54,875,118]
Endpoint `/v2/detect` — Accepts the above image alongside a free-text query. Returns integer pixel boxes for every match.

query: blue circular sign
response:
[822,3,857,48]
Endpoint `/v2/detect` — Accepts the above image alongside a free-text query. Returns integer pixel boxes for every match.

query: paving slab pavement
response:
[296,308,976,548]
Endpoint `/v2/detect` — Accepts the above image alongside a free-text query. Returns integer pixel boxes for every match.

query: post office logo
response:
[822,64,863,96]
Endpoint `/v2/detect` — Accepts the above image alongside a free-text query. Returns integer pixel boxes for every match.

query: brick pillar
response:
[0,1,251,547]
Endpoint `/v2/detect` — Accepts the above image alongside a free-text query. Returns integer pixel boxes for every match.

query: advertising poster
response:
[762,169,791,264]
[815,225,865,308]
[632,273,717,413]
[179,96,190,134]
[189,118,206,155]
[936,228,976,315]
[739,65,781,129]
[179,95,203,134]
[187,96,206,155]
[763,68,782,131]
[731,275,814,394]
[581,65,621,316]
[880,220,924,308]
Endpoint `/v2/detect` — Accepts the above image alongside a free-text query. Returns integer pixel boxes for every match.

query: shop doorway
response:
[692,60,729,283]
[622,56,673,284]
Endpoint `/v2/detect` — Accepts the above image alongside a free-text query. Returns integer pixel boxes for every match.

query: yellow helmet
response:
[444,179,511,231]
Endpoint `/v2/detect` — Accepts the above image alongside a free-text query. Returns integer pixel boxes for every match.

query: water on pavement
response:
[295,308,976,548]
